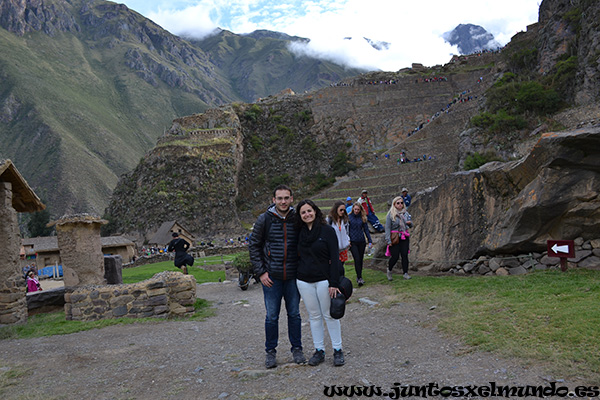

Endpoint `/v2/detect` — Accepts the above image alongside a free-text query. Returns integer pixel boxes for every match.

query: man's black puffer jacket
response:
[249,205,299,281]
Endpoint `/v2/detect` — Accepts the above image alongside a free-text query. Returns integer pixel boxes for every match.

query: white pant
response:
[297,279,342,351]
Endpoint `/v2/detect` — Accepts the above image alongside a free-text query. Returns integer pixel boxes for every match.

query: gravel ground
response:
[0,276,587,400]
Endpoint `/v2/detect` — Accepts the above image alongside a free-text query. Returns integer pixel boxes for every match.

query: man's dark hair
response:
[273,184,293,198]
[172,232,179,237]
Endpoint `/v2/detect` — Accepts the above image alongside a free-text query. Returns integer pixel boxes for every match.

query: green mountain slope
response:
[0,0,363,217]
[191,30,365,102]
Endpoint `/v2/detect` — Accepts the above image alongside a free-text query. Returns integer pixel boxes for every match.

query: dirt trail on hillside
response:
[0,278,585,400]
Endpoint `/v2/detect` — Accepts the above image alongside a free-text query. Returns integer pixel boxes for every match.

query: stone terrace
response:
[313,66,497,210]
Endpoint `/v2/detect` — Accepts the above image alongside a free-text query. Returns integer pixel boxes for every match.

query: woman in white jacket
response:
[327,201,351,271]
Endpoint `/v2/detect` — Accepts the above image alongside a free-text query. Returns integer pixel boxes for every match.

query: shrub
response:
[244,104,263,122]
[331,151,356,177]
[232,252,252,272]
[463,151,500,170]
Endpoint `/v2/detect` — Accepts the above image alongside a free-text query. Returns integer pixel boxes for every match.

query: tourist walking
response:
[385,196,413,281]
[248,185,306,368]
[167,232,194,274]
[401,187,412,207]
[356,190,384,232]
[326,201,351,271]
[348,203,372,286]
[295,199,345,367]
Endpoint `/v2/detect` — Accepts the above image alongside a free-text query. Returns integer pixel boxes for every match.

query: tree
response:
[27,208,54,237]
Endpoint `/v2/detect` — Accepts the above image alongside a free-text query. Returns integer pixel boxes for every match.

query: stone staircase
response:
[313,67,496,211]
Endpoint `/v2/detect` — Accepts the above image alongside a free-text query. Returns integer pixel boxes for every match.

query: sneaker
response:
[292,347,306,364]
[265,349,277,369]
[387,270,393,281]
[357,278,365,287]
[308,349,325,366]
[333,349,345,366]
[403,273,411,280]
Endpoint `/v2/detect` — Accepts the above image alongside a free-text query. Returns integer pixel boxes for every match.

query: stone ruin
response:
[48,214,196,321]
[0,160,45,325]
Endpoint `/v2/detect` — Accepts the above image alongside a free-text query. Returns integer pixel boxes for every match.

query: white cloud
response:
[121,0,541,70]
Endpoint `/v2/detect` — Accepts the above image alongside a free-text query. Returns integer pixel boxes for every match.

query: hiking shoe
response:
[387,270,393,281]
[333,349,345,366]
[292,347,306,364]
[265,349,277,369]
[403,273,411,280]
[357,278,365,287]
[308,349,325,366]
[181,266,188,275]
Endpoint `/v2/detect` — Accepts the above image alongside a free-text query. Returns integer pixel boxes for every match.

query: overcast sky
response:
[117,0,541,71]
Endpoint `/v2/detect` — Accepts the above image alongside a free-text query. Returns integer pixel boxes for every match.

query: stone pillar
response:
[52,214,107,287]
[0,182,27,324]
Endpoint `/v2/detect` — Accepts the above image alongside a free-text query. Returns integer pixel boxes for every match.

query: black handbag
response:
[330,276,353,319]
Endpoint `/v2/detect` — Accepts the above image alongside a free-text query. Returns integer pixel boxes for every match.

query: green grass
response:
[343,264,600,381]
[0,258,230,340]
[121,260,226,284]
[0,298,214,341]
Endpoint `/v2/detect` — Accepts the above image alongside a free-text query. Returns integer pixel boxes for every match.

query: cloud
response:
[122,0,541,70]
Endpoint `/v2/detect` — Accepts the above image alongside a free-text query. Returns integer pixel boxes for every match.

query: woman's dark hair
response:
[295,199,326,230]
[328,200,348,224]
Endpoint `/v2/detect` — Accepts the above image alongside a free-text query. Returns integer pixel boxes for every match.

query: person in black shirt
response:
[167,232,194,274]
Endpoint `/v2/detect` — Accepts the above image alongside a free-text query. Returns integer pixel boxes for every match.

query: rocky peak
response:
[0,0,80,36]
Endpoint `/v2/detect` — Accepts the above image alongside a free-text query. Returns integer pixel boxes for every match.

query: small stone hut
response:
[0,159,45,324]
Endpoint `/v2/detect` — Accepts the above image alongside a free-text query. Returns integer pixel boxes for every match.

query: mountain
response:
[443,23,501,54]
[190,29,362,102]
[0,0,363,219]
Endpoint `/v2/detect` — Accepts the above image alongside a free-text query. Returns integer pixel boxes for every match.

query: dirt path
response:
[0,279,582,399]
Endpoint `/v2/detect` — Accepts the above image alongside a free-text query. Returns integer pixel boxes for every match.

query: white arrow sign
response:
[552,244,570,254]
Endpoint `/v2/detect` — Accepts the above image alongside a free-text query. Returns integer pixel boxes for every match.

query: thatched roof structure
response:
[0,159,45,212]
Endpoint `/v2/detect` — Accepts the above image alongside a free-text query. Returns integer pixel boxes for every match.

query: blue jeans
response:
[367,212,384,232]
[262,278,302,352]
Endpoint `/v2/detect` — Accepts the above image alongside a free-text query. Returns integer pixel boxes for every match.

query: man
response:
[356,189,384,232]
[167,232,193,274]
[345,196,353,214]
[248,185,306,368]
[401,187,412,207]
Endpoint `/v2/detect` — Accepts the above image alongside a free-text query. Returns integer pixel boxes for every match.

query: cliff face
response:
[409,126,600,268]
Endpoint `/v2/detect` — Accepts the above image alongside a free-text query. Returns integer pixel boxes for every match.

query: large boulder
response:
[409,126,600,270]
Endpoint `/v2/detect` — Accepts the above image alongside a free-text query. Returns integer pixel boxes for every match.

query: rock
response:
[500,258,521,269]
[540,255,560,265]
[521,259,538,270]
[489,258,501,271]
[477,264,491,274]
[574,237,584,246]
[593,249,600,257]
[26,287,66,311]
[509,266,528,275]
[567,250,592,263]
[577,256,600,269]
[409,127,600,265]
[495,267,509,276]
[582,242,592,250]
[591,239,600,249]
[359,298,379,306]
[463,263,476,273]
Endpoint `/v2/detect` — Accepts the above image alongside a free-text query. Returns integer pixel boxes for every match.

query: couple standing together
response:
[249,185,345,369]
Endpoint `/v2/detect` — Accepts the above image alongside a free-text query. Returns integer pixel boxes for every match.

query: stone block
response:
[495,267,509,276]
[577,256,600,269]
[154,305,169,315]
[147,281,166,290]
[70,293,89,303]
[540,255,560,265]
[509,266,528,275]
[148,288,167,297]
[568,250,592,263]
[112,305,128,317]
[110,295,135,308]
[104,255,123,285]
[148,294,168,306]
[590,239,600,249]
[489,258,501,271]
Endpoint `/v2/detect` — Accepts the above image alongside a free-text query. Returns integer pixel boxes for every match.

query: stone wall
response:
[64,271,196,321]
[448,237,600,275]
[0,182,27,324]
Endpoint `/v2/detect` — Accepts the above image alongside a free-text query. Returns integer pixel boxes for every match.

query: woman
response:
[326,201,351,271]
[26,270,42,292]
[385,196,413,281]
[296,199,345,367]
[348,203,372,286]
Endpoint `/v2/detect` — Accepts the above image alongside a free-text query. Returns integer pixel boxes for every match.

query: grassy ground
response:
[343,263,600,382]
[2,255,598,382]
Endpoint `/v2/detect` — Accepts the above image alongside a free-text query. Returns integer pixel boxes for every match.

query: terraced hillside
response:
[312,63,497,211]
